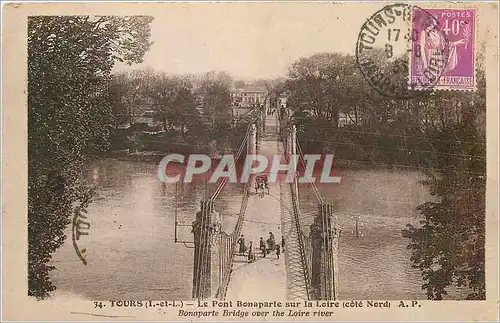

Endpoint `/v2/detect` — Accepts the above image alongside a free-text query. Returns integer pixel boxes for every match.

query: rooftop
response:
[230,84,267,93]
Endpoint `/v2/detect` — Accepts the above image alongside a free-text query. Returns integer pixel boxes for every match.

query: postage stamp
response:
[355,4,449,99]
[410,8,477,91]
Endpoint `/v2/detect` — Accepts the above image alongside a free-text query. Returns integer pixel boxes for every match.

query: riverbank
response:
[98,150,167,163]
[95,149,235,164]
[94,150,424,175]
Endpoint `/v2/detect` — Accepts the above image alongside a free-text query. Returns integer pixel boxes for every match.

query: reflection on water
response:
[298,167,429,300]
[51,159,242,300]
[52,159,432,300]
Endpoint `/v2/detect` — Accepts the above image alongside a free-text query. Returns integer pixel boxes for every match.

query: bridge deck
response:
[225,116,288,300]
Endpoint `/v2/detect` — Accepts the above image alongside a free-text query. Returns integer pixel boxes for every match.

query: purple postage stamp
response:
[410,8,476,91]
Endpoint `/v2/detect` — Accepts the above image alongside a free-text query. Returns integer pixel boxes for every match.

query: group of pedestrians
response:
[237,232,285,263]
[267,108,277,116]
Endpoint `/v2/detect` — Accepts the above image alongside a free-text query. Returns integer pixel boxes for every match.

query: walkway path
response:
[225,115,288,300]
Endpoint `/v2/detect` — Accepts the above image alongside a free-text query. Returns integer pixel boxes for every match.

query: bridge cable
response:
[210,124,251,200]
[211,111,260,200]
[209,111,260,298]
[296,141,324,204]
[193,201,204,298]
[193,109,261,299]
[211,114,255,199]
[296,141,336,299]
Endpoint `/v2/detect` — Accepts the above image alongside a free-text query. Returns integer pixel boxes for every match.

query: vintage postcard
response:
[2,1,499,322]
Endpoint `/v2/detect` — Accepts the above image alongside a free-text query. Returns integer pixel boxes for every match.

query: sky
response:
[113,3,382,79]
[113,3,490,80]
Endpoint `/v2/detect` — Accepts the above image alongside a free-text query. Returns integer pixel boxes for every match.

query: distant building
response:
[276,92,290,118]
[230,85,268,117]
[278,95,288,109]
[133,110,163,130]
[338,112,357,127]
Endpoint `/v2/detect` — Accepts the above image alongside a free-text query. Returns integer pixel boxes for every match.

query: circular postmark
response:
[355,4,451,99]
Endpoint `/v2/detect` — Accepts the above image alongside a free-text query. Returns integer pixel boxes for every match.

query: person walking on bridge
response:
[248,241,255,263]
[237,235,246,256]
[259,237,266,258]
[276,244,281,259]
[267,232,275,253]
[281,236,285,252]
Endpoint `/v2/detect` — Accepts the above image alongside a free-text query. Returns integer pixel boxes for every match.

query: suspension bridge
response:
[188,103,340,301]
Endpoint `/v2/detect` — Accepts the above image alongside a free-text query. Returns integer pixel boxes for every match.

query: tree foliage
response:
[287,53,353,127]
[402,70,486,300]
[108,69,241,154]
[108,70,150,128]
[28,15,153,298]
[285,51,486,299]
[196,71,233,122]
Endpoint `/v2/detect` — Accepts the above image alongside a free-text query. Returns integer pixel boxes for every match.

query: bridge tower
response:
[310,203,339,300]
[191,199,215,299]
[191,121,258,300]
[277,105,340,300]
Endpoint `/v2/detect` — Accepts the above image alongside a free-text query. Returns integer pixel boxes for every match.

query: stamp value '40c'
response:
[410,8,477,91]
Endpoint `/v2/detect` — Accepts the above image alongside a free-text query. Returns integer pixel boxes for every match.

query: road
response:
[225,115,288,300]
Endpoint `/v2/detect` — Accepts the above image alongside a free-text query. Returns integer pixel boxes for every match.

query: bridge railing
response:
[192,200,215,299]
[214,180,251,299]
[193,108,263,300]
[278,111,340,300]
[288,180,312,298]
[281,128,312,299]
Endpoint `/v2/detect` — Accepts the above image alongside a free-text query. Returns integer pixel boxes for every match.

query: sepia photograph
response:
[2,1,499,321]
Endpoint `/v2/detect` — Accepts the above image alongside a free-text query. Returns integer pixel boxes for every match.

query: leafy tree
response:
[197,71,233,124]
[148,74,201,134]
[283,50,486,299]
[109,68,158,129]
[108,71,142,128]
[109,69,248,154]
[402,69,486,300]
[286,53,359,128]
[28,15,153,298]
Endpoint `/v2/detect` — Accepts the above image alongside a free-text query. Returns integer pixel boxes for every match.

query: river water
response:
[51,158,432,300]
